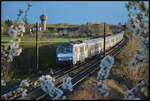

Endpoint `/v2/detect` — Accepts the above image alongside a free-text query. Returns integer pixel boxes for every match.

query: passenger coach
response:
[56,32,123,66]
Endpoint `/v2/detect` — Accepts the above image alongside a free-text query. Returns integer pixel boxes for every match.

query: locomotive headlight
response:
[58,58,63,60]
[68,57,72,60]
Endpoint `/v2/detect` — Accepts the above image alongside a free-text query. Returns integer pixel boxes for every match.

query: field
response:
[2,35,90,47]
[2,35,90,42]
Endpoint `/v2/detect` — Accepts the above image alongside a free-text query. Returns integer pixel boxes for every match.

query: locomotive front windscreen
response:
[57,43,73,54]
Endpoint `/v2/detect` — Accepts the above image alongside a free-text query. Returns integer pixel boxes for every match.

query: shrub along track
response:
[7,36,128,100]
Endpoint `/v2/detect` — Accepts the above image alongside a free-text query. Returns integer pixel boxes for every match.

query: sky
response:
[2,1,129,25]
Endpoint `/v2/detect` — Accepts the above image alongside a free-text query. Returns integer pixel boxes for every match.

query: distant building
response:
[80,22,112,35]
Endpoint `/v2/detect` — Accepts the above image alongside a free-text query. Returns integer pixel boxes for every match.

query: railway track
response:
[4,36,128,100]
[44,36,128,100]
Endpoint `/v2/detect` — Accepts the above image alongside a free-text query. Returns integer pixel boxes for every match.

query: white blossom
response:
[95,81,109,97]
[8,23,25,38]
[137,80,145,88]
[100,56,114,68]
[14,48,22,56]
[97,56,114,80]
[12,91,16,94]
[2,39,22,63]
[8,25,18,38]
[54,87,64,100]
[1,22,26,99]
[21,89,28,97]
[4,40,15,50]
[1,81,30,100]
[18,24,25,33]
[96,56,114,98]
[7,91,13,97]
[38,75,63,99]
[62,76,73,92]
[1,80,6,86]
[140,38,149,57]
[19,79,30,87]
[2,22,25,63]
[124,80,146,99]
[128,53,147,68]
[62,96,66,100]
[1,94,8,100]
[16,87,24,93]
[124,88,136,100]
[126,1,149,69]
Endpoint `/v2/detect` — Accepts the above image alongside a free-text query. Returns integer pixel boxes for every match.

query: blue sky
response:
[2,1,129,25]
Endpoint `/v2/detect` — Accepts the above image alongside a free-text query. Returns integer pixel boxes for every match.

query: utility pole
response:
[36,22,39,71]
[104,22,106,57]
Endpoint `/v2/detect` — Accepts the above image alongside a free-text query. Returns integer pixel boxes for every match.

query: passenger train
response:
[56,32,124,66]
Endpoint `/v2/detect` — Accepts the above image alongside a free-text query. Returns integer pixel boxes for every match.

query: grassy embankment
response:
[1,35,90,92]
[2,35,90,46]
[67,34,149,100]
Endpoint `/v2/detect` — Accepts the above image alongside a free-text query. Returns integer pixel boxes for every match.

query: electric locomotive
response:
[56,43,74,65]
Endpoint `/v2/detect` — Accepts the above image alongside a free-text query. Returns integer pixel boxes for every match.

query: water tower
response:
[40,14,48,31]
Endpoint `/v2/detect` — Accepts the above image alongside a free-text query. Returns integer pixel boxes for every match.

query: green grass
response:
[2,35,90,42]
[1,36,90,47]
[1,35,17,41]
[1,36,90,50]
[39,37,90,43]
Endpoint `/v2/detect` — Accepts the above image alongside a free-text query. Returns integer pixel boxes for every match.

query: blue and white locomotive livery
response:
[56,32,124,66]
[56,43,73,65]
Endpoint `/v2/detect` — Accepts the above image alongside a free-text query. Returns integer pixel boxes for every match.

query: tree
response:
[1,5,26,83]
[16,9,23,22]
[23,3,32,24]
[126,2,149,67]
[123,1,149,99]
[5,19,13,26]
[126,1,149,39]
[23,3,32,35]
[1,19,13,35]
